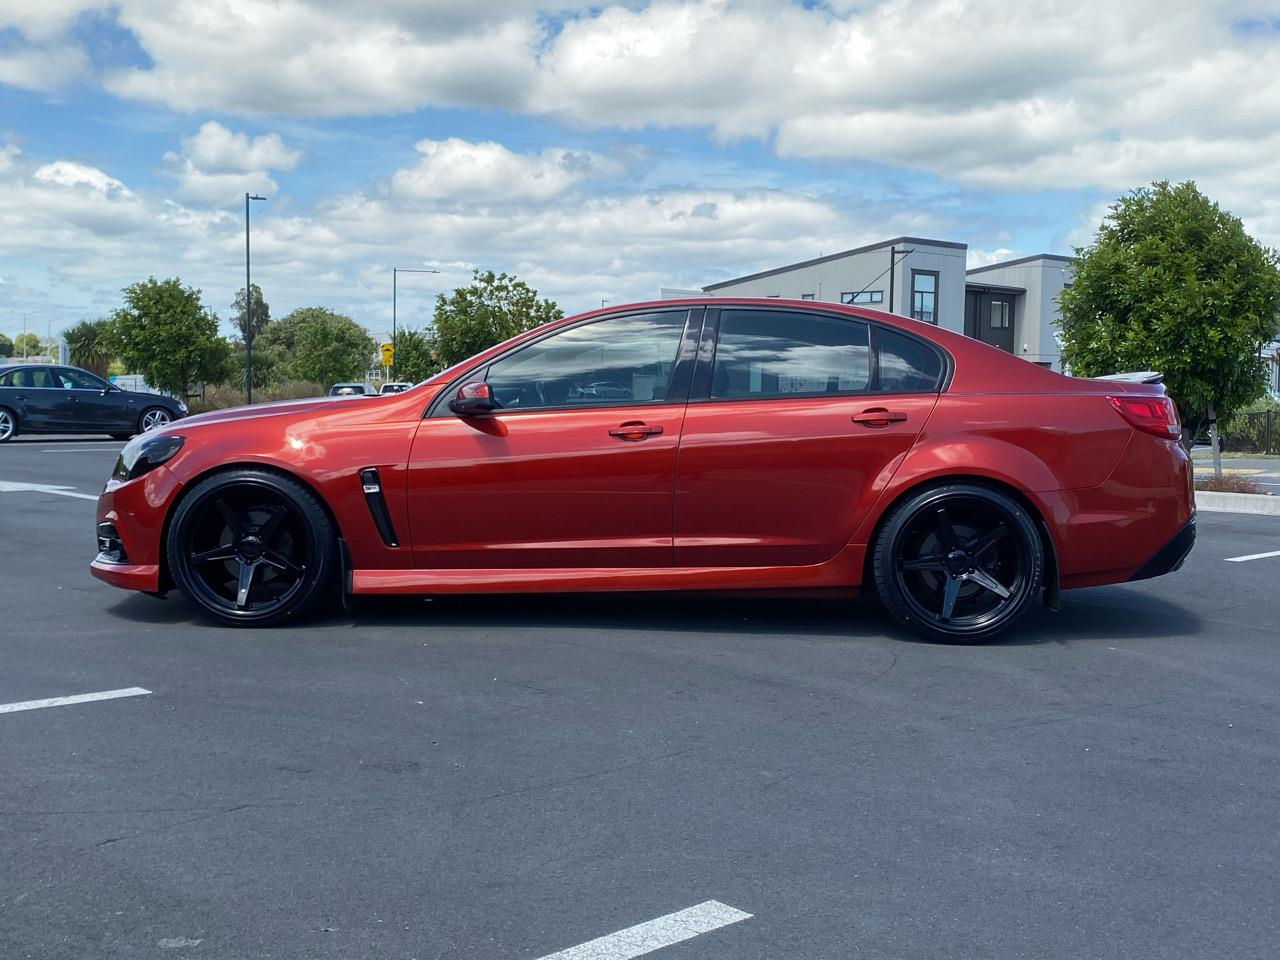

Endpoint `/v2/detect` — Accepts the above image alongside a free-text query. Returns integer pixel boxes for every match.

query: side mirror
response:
[448,381,498,416]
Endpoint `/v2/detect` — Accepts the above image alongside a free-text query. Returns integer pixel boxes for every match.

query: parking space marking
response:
[1225,549,1280,562]
[533,901,751,960]
[0,687,152,715]
[0,480,98,501]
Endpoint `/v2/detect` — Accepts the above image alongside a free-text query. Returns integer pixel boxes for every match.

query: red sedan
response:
[90,299,1195,642]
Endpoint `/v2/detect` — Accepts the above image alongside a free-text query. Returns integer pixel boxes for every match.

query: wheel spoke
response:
[939,575,962,621]
[967,523,1009,559]
[967,568,1012,599]
[901,555,946,571]
[235,560,258,608]
[935,506,959,549]
[262,550,303,578]
[215,498,243,536]
[257,504,288,540]
[190,544,237,565]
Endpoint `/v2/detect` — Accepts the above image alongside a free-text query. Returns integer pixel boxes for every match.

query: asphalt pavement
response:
[2,437,1279,960]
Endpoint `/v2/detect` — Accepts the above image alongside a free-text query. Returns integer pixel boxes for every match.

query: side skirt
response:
[351,544,866,596]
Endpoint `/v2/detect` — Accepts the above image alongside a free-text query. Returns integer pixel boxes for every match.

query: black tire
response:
[873,482,1043,643]
[0,407,16,443]
[166,468,337,627]
[139,406,173,433]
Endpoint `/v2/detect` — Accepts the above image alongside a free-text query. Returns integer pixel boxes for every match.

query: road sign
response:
[380,342,394,365]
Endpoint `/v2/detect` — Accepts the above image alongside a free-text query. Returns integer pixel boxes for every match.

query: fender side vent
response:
[359,468,400,548]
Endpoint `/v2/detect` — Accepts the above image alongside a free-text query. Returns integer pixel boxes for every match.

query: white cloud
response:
[162,121,301,204]
[389,138,611,203]
[0,43,91,92]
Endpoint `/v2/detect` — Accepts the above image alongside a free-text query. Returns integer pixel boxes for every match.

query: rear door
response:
[674,308,943,567]
[6,367,61,431]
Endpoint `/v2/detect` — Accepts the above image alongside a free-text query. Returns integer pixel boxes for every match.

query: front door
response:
[50,368,132,432]
[965,290,1016,353]
[674,309,942,567]
[406,309,698,569]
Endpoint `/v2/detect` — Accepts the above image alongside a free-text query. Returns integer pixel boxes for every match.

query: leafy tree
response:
[0,334,11,358]
[109,277,232,396]
[63,319,114,377]
[258,307,332,357]
[431,269,563,369]
[391,327,442,382]
[284,308,376,386]
[1059,181,1280,449]
[13,332,41,358]
[232,284,271,341]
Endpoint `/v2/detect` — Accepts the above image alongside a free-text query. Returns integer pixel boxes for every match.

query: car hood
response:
[179,394,376,427]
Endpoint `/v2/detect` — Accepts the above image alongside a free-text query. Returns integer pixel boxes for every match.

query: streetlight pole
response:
[391,266,440,381]
[244,193,267,404]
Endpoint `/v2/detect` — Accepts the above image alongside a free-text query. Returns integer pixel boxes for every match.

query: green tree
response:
[284,308,375,386]
[0,333,12,358]
[391,327,441,382]
[232,284,271,341]
[430,269,563,369]
[1059,181,1280,450]
[13,332,41,358]
[109,277,232,396]
[63,319,114,377]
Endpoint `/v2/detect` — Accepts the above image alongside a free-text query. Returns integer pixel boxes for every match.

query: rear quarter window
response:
[876,327,945,393]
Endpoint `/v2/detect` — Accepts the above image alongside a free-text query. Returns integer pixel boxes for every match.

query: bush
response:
[187,380,326,415]
[1195,474,1265,494]
[1219,396,1280,453]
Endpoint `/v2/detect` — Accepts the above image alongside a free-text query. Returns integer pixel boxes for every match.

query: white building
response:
[690,237,1074,371]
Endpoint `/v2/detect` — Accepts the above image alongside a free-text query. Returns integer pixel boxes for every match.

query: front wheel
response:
[166,469,336,626]
[873,483,1043,643]
[139,407,172,432]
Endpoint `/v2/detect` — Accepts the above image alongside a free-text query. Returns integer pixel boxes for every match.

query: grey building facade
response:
[690,238,1074,371]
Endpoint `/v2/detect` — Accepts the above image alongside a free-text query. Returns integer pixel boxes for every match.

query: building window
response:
[989,300,1010,328]
[801,293,815,300]
[911,270,939,324]
[841,291,883,305]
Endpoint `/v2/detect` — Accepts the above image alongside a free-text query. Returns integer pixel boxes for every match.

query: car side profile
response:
[0,364,186,442]
[90,299,1195,642]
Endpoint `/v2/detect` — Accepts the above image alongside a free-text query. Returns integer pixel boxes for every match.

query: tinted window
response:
[55,368,106,390]
[877,328,944,393]
[485,311,687,409]
[712,310,870,399]
[12,368,56,388]
[0,371,10,386]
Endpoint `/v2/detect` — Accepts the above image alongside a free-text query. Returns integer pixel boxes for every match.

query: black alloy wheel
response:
[167,469,336,626]
[873,483,1043,643]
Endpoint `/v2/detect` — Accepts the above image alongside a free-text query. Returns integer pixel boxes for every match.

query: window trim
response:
[910,269,940,325]
[425,307,704,419]
[687,306,950,405]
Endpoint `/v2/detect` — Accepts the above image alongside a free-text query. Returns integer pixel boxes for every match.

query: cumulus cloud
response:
[389,138,612,203]
[162,121,301,203]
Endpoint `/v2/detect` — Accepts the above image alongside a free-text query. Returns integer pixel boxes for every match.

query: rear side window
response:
[876,328,944,393]
[11,368,56,388]
[712,310,870,399]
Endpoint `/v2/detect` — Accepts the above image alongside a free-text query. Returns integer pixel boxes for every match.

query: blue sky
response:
[1,1,1277,343]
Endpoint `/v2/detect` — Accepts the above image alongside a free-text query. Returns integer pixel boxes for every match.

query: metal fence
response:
[1221,410,1279,455]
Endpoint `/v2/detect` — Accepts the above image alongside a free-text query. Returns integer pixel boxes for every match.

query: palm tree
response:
[63,319,114,378]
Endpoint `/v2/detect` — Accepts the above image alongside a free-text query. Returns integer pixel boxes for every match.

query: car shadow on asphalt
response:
[105,584,1202,646]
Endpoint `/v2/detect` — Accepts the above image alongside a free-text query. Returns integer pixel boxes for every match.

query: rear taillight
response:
[1107,394,1181,440]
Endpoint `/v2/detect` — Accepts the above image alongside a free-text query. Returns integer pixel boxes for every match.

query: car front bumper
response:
[88,463,183,594]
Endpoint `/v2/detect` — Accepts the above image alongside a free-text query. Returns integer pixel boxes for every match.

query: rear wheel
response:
[166,469,336,626]
[873,483,1043,643]
[0,407,15,443]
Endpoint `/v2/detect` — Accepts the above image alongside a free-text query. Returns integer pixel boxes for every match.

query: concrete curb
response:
[1196,491,1280,515]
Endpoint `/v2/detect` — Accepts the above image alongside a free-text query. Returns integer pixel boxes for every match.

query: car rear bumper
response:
[1128,513,1196,582]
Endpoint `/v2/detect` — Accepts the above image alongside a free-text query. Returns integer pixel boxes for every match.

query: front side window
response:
[911,270,939,324]
[711,310,870,399]
[485,311,687,410]
[55,368,107,390]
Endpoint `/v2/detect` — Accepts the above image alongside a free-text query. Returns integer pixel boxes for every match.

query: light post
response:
[392,266,440,381]
[244,192,267,404]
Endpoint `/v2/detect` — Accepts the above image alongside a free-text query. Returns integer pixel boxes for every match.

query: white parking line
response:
[533,901,751,960]
[0,687,152,715]
[0,480,98,501]
[1225,549,1280,563]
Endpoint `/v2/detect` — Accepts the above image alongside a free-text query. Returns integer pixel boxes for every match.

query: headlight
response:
[176,399,188,413]
[113,434,185,482]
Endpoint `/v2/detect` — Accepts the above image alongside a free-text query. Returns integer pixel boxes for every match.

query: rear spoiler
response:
[1091,371,1164,385]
